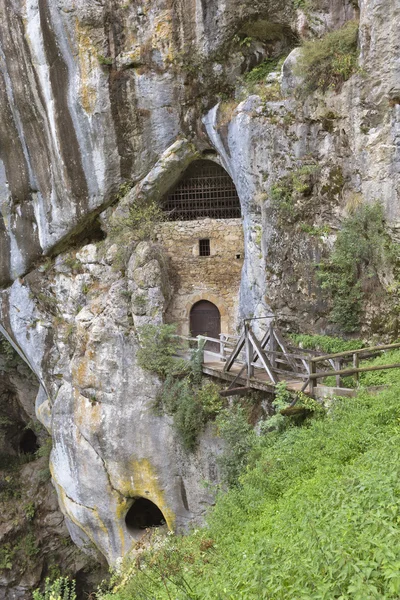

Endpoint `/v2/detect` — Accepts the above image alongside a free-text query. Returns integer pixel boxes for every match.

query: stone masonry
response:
[156,218,244,336]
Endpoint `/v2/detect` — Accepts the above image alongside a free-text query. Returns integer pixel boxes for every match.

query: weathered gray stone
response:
[0,0,399,581]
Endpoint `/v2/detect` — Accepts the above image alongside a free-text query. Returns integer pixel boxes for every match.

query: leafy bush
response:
[289,333,364,353]
[359,349,400,387]
[110,196,164,246]
[0,334,18,363]
[215,405,257,487]
[137,324,183,378]
[138,326,225,450]
[318,202,399,332]
[33,577,76,600]
[296,20,359,94]
[100,384,400,599]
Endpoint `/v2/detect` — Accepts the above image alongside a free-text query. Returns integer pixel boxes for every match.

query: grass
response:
[244,56,285,85]
[97,380,400,599]
[289,332,364,354]
[296,20,359,95]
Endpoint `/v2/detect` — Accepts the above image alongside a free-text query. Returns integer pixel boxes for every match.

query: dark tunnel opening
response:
[19,428,39,455]
[125,497,166,536]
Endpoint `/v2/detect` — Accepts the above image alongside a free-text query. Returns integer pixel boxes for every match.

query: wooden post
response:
[245,324,253,384]
[335,359,341,388]
[269,324,276,369]
[219,334,226,362]
[353,353,359,385]
[309,360,316,396]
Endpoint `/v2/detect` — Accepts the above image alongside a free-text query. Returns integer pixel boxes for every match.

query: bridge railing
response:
[303,342,400,394]
[176,327,400,398]
[174,333,240,362]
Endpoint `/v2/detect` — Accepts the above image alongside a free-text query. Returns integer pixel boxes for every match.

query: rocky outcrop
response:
[0,233,222,566]
[0,345,103,599]
[0,0,399,578]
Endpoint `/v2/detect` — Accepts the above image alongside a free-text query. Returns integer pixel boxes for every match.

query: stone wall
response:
[156,218,244,336]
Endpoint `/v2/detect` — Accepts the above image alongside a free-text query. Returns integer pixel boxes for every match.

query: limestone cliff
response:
[0,0,399,589]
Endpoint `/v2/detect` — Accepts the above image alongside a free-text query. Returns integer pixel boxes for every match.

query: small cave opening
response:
[19,428,39,455]
[125,498,166,536]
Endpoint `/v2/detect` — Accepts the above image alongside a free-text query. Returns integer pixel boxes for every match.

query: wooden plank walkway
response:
[181,321,400,399]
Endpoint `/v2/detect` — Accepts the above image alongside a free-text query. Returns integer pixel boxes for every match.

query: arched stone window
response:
[163,160,241,221]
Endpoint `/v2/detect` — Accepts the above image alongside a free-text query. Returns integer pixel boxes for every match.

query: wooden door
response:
[190,300,221,351]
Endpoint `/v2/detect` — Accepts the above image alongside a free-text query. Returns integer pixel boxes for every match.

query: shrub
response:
[296,20,359,94]
[110,196,164,246]
[216,405,257,487]
[138,326,225,450]
[317,202,399,332]
[289,333,364,353]
[137,324,183,378]
[270,164,318,226]
[33,577,76,600]
[0,334,18,363]
[244,56,284,84]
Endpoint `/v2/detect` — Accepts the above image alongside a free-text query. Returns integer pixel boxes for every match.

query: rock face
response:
[0,346,103,600]
[0,0,399,578]
[0,238,222,566]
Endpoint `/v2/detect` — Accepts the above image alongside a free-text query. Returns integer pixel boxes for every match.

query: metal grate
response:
[163,160,241,221]
[199,238,210,256]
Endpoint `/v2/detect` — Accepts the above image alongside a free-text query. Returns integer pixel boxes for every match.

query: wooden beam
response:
[220,387,253,397]
[270,324,276,369]
[309,362,400,380]
[252,331,270,365]
[223,332,245,372]
[272,328,299,372]
[226,364,247,389]
[248,328,278,384]
[310,342,400,363]
[245,325,253,384]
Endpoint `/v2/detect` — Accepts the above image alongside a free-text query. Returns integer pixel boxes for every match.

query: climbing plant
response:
[137,325,225,450]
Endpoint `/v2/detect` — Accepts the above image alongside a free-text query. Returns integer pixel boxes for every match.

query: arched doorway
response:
[190,300,221,350]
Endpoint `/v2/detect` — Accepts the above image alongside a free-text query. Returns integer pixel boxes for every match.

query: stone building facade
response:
[156,218,244,337]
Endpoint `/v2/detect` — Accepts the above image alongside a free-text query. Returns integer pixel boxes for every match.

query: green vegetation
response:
[270,163,319,226]
[109,192,165,270]
[33,577,76,600]
[318,202,399,332]
[0,335,17,362]
[97,381,400,599]
[296,20,359,94]
[359,349,400,387]
[215,405,256,487]
[289,332,364,354]
[97,54,113,66]
[244,56,285,85]
[137,325,225,450]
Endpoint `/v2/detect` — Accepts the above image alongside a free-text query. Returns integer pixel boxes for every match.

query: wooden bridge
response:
[180,320,400,399]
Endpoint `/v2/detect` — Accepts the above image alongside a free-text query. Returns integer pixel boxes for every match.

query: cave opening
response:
[19,428,39,455]
[162,160,241,221]
[125,498,166,536]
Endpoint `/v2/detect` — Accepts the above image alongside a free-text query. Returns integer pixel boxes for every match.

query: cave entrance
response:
[125,498,166,536]
[162,160,241,220]
[190,300,221,351]
[19,428,39,455]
